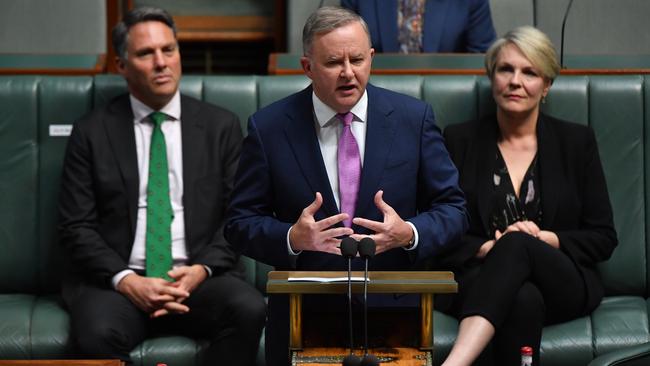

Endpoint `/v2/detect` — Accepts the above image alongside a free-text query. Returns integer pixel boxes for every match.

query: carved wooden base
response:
[291,347,432,366]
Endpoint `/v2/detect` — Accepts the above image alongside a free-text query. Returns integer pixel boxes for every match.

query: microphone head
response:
[360,354,380,366]
[340,237,358,258]
[358,237,376,258]
[342,354,361,366]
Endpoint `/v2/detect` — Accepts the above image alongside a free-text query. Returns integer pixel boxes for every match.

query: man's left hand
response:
[350,190,414,254]
[150,264,208,318]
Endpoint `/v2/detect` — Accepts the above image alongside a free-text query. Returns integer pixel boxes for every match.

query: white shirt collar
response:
[312,89,368,127]
[130,90,181,124]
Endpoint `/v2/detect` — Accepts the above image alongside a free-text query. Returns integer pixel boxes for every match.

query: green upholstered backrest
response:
[587,76,646,296]
[0,76,40,293]
[37,77,94,293]
[0,74,647,300]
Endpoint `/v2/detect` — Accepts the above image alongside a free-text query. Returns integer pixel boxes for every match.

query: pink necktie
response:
[337,112,361,227]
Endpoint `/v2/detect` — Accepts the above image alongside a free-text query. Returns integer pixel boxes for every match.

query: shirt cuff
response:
[403,221,419,251]
[202,265,213,277]
[287,225,302,256]
[112,269,136,289]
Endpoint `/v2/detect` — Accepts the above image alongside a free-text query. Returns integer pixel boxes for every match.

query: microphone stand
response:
[358,238,379,366]
[340,237,360,366]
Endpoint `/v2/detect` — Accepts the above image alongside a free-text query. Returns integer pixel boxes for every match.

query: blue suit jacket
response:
[225,84,468,271]
[342,0,496,53]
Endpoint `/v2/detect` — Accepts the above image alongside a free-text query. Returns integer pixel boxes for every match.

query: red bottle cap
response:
[521,346,533,356]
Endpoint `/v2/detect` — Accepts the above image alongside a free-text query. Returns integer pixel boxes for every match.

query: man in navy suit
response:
[342,0,496,53]
[225,6,468,366]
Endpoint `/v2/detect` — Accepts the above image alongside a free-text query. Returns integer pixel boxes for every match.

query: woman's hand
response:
[495,220,541,239]
[536,230,560,248]
[494,221,560,249]
[476,239,496,258]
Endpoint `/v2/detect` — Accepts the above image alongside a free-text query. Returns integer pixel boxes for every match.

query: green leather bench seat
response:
[1,74,649,365]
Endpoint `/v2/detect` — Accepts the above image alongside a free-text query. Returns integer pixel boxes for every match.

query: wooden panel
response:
[267,271,457,294]
[293,347,432,366]
[174,15,273,42]
[268,53,650,75]
[0,54,106,75]
[0,361,123,366]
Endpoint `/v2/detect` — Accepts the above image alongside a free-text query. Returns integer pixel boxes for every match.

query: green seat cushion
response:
[541,316,593,366]
[131,335,207,366]
[0,295,34,358]
[593,296,650,356]
[432,310,458,363]
[30,295,73,358]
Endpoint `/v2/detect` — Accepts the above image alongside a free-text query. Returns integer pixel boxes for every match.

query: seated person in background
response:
[225,6,468,365]
[341,0,496,53]
[438,26,618,365]
[57,7,265,366]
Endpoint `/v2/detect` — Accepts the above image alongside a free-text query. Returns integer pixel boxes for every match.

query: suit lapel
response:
[476,117,499,236]
[104,96,139,234]
[423,0,450,52]
[284,87,339,217]
[356,85,398,217]
[537,115,561,227]
[180,95,204,231]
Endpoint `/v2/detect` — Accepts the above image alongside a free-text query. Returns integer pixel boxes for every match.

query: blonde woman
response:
[439,26,617,365]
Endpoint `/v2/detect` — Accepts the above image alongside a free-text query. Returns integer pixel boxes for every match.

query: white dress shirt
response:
[287,91,418,255]
[112,91,190,288]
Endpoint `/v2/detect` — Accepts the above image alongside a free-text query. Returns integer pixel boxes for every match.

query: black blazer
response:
[58,94,243,293]
[442,113,617,312]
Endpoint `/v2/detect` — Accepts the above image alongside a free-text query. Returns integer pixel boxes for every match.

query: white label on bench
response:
[49,124,72,137]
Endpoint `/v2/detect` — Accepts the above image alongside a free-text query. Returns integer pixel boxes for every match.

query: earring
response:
[542,96,547,104]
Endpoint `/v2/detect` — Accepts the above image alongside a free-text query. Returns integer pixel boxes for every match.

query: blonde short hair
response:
[485,26,560,82]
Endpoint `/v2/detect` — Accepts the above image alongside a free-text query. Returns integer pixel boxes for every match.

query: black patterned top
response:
[489,148,542,234]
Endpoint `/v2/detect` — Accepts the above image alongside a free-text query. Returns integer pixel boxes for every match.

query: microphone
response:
[358,237,379,366]
[560,0,575,68]
[340,237,360,366]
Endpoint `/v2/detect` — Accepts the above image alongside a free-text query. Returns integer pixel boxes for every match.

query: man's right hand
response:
[289,192,354,255]
[116,273,190,315]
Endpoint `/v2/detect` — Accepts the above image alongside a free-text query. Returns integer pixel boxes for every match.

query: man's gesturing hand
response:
[351,190,414,254]
[289,192,354,255]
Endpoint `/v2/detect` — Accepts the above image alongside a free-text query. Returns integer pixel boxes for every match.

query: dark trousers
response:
[66,272,266,366]
[438,232,588,366]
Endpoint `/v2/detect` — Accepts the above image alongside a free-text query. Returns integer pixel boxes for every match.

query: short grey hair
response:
[302,6,371,56]
[485,26,560,82]
[112,7,177,60]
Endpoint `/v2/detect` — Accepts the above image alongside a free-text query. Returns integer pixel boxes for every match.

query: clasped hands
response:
[116,264,207,318]
[289,190,414,255]
[476,220,560,258]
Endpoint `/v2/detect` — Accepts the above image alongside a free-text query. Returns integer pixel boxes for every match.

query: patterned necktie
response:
[337,112,361,227]
[398,0,425,53]
[145,111,173,280]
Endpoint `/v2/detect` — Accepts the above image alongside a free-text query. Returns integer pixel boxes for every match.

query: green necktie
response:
[145,111,173,280]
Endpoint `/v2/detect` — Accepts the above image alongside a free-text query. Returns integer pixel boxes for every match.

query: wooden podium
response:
[266,271,457,366]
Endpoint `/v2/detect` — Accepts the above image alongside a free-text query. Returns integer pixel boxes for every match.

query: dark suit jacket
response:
[341,0,496,53]
[225,84,468,272]
[58,93,243,296]
[442,114,618,312]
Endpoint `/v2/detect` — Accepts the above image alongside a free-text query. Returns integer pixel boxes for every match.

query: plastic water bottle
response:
[520,346,533,366]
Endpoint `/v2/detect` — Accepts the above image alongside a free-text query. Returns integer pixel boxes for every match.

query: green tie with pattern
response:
[145,111,173,280]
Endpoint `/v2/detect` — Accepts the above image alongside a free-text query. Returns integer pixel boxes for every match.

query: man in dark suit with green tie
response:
[58,7,265,366]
